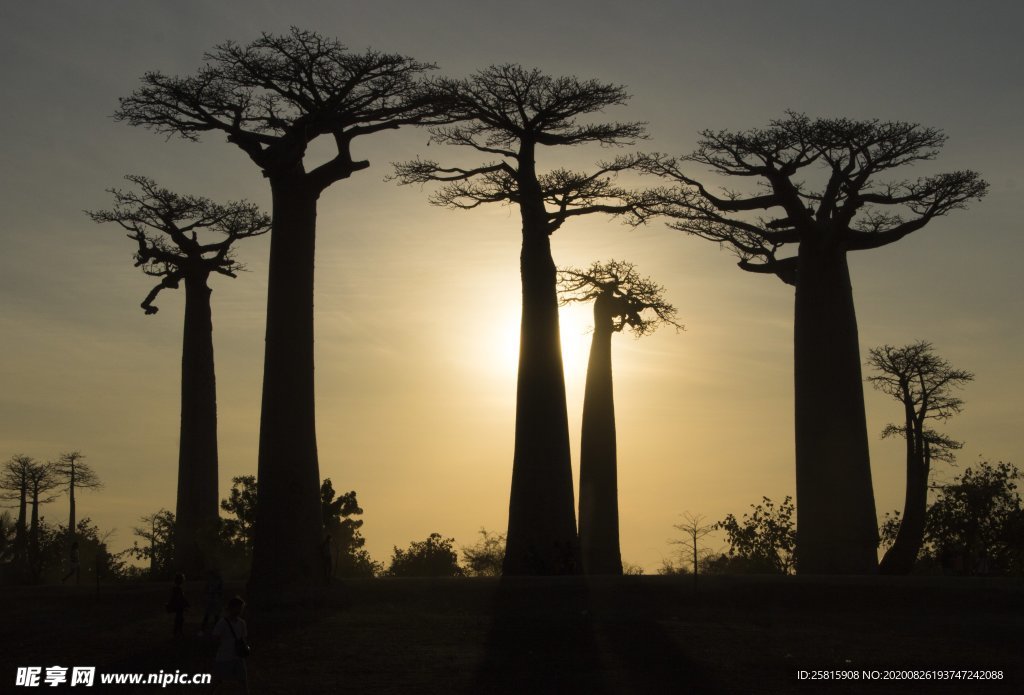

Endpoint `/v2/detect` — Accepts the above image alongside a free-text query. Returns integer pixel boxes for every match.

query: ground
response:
[1,576,1021,693]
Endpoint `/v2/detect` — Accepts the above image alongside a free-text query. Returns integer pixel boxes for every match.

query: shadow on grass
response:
[472,577,714,694]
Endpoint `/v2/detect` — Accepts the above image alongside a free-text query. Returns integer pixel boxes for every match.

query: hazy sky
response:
[1,1,1021,571]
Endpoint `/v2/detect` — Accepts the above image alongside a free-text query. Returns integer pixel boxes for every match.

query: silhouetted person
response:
[61,541,80,584]
[200,568,225,635]
[212,596,249,694]
[167,573,189,637]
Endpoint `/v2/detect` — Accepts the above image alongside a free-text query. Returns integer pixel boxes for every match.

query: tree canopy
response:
[558,260,682,336]
[88,175,270,313]
[115,28,441,188]
[641,113,988,284]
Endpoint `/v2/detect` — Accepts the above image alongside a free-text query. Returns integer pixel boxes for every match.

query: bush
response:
[388,533,463,577]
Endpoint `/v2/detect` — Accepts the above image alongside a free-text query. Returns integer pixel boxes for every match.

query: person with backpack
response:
[211,595,249,693]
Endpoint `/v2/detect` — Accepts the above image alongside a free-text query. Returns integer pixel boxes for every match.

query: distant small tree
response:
[220,476,258,561]
[37,518,119,584]
[461,528,506,577]
[717,496,796,575]
[321,479,380,578]
[671,512,716,581]
[128,509,176,579]
[621,562,645,576]
[560,261,681,575]
[49,451,102,543]
[26,461,59,581]
[925,461,1023,575]
[387,533,464,577]
[867,342,973,574]
[0,455,36,576]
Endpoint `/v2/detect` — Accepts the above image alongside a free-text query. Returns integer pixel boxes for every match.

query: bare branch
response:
[638,113,988,277]
[558,260,683,336]
[87,175,270,313]
[116,28,442,178]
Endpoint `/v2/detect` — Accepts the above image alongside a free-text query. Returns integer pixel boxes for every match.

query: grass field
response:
[2,575,1021,693]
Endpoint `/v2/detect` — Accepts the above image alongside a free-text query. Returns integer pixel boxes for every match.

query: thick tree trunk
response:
[793,244,878,574]
[879,456,928,574]
[174,272,220,577]
[503,160,579,575]
[67,469,76,540]
[14,487,27,574]
[880,421,929,574]
[578,294,623,575]
[29,489,40,581]
[249,178,326,598]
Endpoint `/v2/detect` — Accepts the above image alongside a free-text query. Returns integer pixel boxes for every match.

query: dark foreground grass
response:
[1,575,1021,694]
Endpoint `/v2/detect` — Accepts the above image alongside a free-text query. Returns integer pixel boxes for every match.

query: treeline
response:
[667,461,1024,577]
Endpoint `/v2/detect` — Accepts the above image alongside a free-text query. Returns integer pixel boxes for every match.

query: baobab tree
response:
[26,460,58,581]
[867,341,973,574]
[115,29,442,596]
[558,260,681,574]
[89,176,269,576]
[49,451,102,543]
[671,512,715,584]
[641,114,987,574]
[392,65,650,574]
[0,455,36,576]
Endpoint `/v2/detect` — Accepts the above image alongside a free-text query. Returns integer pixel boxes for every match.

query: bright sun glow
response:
[475,297,596,391]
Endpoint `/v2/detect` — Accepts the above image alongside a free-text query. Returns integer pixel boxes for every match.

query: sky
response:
[1,0,1021,572]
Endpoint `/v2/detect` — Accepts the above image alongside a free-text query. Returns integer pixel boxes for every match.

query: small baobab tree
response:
[671,512,716,584]
[867,341,973,574]
[89,175,269,576]
[26,460,59,581]
[49,451,102,543]
[115,29,443,596]
[558,260,681,574]
[0,455,36,576]
[641,114,987,574]
[392,65,650,575]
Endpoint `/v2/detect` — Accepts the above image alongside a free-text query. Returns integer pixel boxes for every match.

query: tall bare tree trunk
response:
[793,244,878,574]
[504,153,580,575]
[67,470,76,540]
[29,487,41,582]
[14,486,27,575]
[578,293,622,575]
[880,428,929,574]
[249,178,326,598]
[174,272,220,577]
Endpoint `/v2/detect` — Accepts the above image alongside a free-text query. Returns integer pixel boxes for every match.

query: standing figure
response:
[212,596,250,694]
[167,572,189,637]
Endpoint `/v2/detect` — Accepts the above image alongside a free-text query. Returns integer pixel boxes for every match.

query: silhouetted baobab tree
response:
[867,341,973,574]
[392,65,650,574]
[115,29,441,596]
[49,451,101,543]
[558,260,681,574]
[641,114,988,574]
[89,176,269,576]
[671,512,715,584]
[0,455,36,576]
[26,460,58,581]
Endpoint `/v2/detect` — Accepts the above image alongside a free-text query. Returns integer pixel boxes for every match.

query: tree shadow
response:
[471,577,716,694]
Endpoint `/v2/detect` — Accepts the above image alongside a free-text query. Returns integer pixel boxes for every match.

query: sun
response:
[468,294,595,394]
